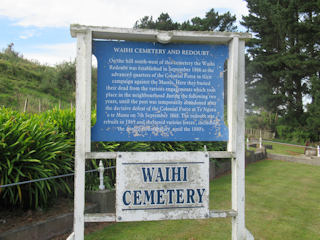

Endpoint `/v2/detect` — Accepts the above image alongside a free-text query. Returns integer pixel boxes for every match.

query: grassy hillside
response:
[0,45,95,112]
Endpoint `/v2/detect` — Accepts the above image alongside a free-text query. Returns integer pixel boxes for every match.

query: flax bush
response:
[0,107,74,209]
[41,108,76,139]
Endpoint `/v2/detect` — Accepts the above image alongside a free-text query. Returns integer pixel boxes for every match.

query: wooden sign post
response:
[69,25,252,240]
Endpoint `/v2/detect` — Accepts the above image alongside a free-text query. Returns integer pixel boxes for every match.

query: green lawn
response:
[86,160,320,240]
[263,141,305,156]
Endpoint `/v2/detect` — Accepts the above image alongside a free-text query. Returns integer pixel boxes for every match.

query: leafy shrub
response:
[276,124,311,144]
[93,141,226,153]
[290,130,311,144]
[41,108,75,140]
[0,107,74,209]
[276,125,293,140]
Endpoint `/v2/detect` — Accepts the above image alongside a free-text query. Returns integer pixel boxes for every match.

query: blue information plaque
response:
[92,40,228,141]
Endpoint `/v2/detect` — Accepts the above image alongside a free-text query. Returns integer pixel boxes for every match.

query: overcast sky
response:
[0,0,248,65]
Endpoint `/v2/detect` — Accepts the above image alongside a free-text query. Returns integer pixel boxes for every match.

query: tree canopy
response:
[134,9,237,32]
[242,0,320,140]
[242,0,320,117]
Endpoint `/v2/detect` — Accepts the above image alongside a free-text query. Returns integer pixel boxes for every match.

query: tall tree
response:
[242,0,320,126]
[306,75,320,140]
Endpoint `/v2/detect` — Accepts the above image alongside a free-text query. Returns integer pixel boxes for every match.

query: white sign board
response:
[116,152,209,222]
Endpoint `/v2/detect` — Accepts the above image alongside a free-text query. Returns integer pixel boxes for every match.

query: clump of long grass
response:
[0,107,74,209]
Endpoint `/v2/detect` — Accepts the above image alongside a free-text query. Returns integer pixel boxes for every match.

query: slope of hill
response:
[0,45,76,112]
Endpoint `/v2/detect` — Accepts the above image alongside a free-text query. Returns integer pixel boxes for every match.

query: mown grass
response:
[246,160,320,239]
[263,141,305,156]
[85,160,320,240]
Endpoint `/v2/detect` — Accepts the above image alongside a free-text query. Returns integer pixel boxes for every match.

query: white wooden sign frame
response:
[69,24,253,240]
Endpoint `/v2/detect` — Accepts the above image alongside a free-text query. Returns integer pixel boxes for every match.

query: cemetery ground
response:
[85,159,320,240]
[263,141,305,156]
[247,141,305,156]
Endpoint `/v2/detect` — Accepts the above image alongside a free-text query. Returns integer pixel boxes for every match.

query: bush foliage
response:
[0,107,74,209]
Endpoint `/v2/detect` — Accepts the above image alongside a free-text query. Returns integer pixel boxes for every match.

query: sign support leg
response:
[74,30,92,240]
[228,37,254,240]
